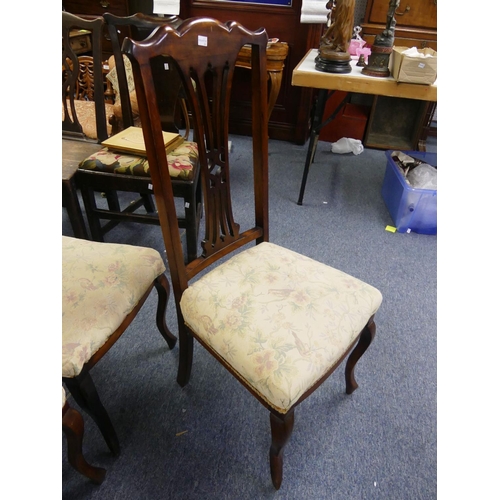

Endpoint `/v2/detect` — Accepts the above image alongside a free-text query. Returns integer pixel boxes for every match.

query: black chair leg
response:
[63,372,120,456]
[141,192,156,213]
[176,325,193,387]
[62,179,89,240]
[80,186,105,241]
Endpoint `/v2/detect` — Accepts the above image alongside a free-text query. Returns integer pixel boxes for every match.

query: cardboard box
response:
[390,46,437,85]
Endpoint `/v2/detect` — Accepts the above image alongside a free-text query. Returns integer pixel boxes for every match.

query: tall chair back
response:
[125,18,269,285]
[103,12,184,133]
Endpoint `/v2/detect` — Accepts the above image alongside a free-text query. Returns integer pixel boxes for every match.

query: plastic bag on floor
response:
[407,163,437,190]
[331,137,364,155]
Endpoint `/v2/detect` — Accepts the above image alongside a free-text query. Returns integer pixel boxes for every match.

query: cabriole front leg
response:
[269,409,295,490]
[345,317,376,394]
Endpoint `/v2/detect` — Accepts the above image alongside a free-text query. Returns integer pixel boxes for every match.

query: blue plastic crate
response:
[381,150,437,235]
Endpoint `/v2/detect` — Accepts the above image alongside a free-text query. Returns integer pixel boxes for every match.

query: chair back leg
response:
[153,274,177,348]
[63,373,120,456]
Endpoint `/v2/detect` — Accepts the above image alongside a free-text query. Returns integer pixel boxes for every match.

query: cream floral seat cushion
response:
[62,236,166,378]
[180,242,383,414]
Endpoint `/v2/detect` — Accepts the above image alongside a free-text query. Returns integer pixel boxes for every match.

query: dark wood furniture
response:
[63,0,324,144]
[69,29,92,55]
[179,0,323,143]
[62,12,109,239]
[125,17,382,490]
[361,0,437,50]
[62,388,107,484]
[75,12,202,263]
[63,0,132,55]
[236,41,289,121]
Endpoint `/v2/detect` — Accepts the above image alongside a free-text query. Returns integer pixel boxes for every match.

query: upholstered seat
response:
[78,141,198,181]
[62,235,168,378]
[180,242,382,413]
[62,235,176,456]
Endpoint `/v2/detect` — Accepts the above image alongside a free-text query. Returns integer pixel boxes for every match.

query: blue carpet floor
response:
[61,135,437,499]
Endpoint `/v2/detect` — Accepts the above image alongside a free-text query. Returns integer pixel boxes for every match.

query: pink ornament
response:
[356,46,371,63]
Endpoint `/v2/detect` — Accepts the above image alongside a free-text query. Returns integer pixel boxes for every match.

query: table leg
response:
[297,90,349,205]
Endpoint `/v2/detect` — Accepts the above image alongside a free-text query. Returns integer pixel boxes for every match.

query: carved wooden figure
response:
[316,0,356,73]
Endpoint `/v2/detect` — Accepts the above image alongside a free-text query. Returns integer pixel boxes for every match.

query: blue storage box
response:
[381,150,437,235]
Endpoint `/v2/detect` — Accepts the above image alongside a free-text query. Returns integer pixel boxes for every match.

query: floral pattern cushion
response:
[180,242,383,414]
[62,236,166,378]
[78,141,198,181]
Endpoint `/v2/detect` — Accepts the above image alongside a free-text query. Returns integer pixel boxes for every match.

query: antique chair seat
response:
[180,242,382,413]
[62,235,176,454]
[62,236,171,378]
[78,140,198,182]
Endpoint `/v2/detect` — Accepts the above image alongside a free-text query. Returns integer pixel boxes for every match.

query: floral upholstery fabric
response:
[78,141,198,181]
[63,99,114,139]
[180,242,383,414]
[106,55,140,128]
[62,236,166,378]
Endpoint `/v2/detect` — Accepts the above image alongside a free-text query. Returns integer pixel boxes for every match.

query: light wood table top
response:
[292,49,437,102]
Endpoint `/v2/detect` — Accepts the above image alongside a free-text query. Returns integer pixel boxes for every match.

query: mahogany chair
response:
[62,387,106,484]
[62,236,177,456]
[76,12,202,263]
[124,18,383,489]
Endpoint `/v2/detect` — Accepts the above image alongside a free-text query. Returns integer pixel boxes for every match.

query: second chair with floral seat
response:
[62,236,177,456]
[124,17,383,490]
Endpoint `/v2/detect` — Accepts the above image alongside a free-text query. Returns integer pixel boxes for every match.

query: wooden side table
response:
[292,48,437,205]
[236,42,289,120]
